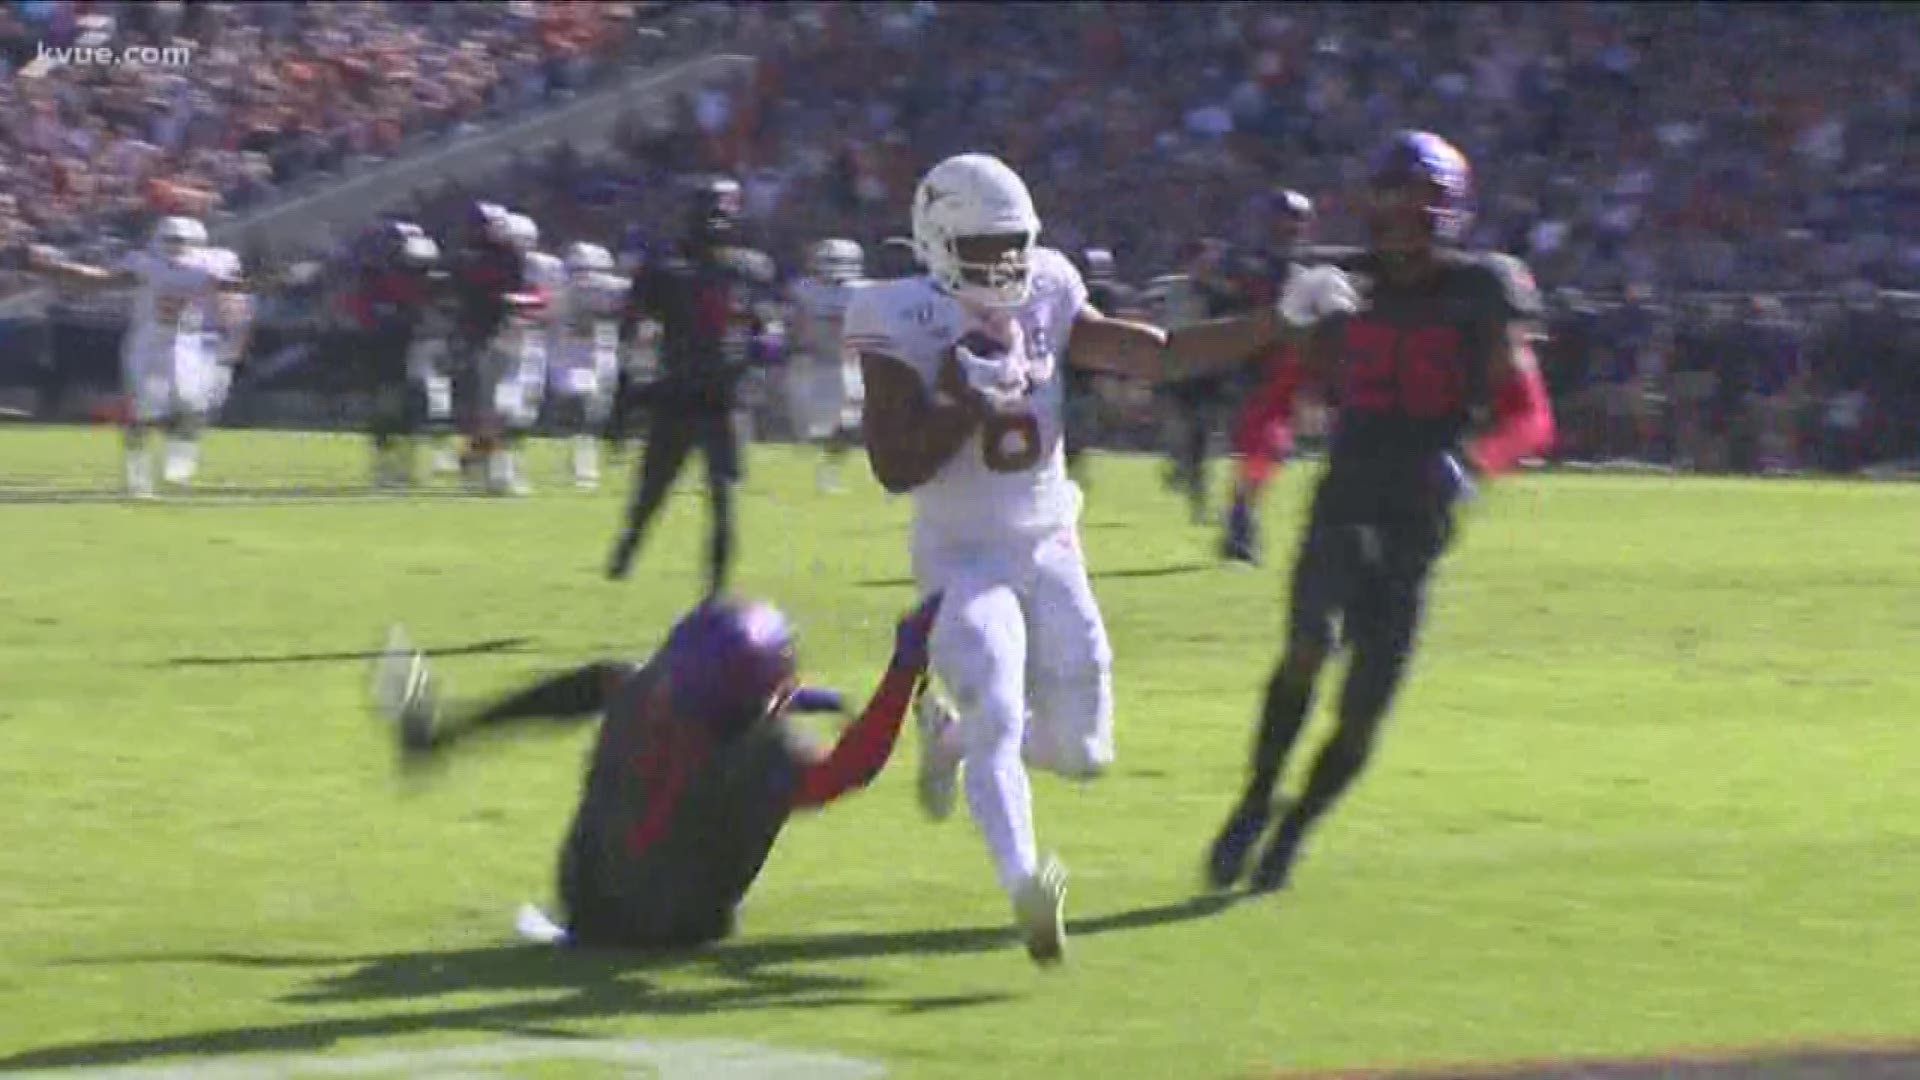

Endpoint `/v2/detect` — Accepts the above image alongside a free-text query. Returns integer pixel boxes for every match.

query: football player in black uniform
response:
[377,594,940,949]
[607,177,782,597]
[1164,132,1556,894]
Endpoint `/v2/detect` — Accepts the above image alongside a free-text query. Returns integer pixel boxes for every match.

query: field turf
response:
[2,424,1918,1079]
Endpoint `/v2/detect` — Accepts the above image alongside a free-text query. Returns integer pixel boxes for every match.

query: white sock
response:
[125,445,154,494]
[963,711,1040,896]
[572,435,597,481]
[164,438,197,483]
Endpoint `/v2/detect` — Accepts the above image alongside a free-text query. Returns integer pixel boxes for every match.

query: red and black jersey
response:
[623,244,778,416]
[564,656,915,946]
[1315,248,1541,510]
[448,239,524,342]
[347,265,431,338]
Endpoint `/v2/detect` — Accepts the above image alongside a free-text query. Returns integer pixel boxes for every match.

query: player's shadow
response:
[15,894,1238,1072]
[158,636,536,669]
[855,562,1217,589]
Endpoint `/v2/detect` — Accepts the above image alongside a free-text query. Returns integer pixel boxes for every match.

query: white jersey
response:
[844,246,1087,542]
[553,271,626,361]
[790,275,868,365]
[121,248,227,366]
[550,270,627,393]
[511,251,566,361]
[196,249,249,365]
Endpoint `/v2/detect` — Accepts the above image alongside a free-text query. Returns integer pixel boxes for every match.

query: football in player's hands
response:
[949,329,1035,414]
[935,340,991,418]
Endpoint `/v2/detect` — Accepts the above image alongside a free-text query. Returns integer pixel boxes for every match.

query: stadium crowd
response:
[0,0,660,272]
[5,2,1918,473]
[462,2,1920,295]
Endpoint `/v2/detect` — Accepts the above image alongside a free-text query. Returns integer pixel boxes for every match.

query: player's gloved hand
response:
[1277,265,1360,328]
[935,343,990,420]
[789,686,846,714]
[891,592,944,673]
[1433,450,1479,509]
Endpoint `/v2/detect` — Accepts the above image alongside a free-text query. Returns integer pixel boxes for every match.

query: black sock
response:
[1281,643,1406,839]
[1240,658,1318,813]
[707,480,735,596]
[446,662,621,743]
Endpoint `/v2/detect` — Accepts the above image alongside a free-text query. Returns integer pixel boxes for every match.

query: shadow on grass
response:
[16,895,1238,1072]
[160,636,536,669]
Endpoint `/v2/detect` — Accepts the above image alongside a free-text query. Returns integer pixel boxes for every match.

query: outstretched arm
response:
[27,244,138,292]
[790,595,942,810]
[1164,307,1284,383]
[1066,305,1169,380]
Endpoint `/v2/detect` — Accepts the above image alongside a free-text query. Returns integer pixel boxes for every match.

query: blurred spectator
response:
[0,0,659,280]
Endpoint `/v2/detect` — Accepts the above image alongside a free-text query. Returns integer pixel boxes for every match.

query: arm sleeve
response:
[841,285,899,359]
[788,664,919,810]
[1467,255,1555,475]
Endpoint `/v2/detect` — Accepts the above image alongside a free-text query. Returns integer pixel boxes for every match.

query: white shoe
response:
[914,689,960,822]
[1012,855,1069,966]
[125,452,157,500]
[371,625,437,751]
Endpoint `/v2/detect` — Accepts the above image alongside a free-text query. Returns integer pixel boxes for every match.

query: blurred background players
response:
[442,202,534,486]
[787,238,870,494]
[488,213,562,496]
[1157,239,1263,525]
[28,216,239,498]
[375,594,942,949]
[548,242,629,490]
[346,220,439,489]
[1064,248,1141,488]
[1220,190,1317,564]
[607,176,783,596]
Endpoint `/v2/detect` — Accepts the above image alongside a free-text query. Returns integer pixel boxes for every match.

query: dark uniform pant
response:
[1286,501,1453,663]
[558,805,734,949]
[614,405,744,594]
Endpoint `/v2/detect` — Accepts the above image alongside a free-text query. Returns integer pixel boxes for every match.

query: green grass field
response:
[3,424,1919,1079]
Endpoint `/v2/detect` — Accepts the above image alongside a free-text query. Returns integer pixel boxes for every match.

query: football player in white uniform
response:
[847,154,1173,964]
[787,238,869,493]
[492,213,560,495]
[29,217,238,497]
[548,242,628,488]
[196,246,249,419]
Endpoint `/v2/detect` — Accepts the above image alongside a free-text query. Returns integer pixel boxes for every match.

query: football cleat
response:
[1012,854,1069,966]
[1248,821,1304,895]
[1205,800,1271,891]
[373,625,439,756]
[914,688,961,822]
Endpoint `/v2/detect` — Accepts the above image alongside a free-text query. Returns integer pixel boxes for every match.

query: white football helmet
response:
[401,233,440,267]
[808,238,864,283]
[911,153,1040,308]
[564,241,613,275]
[151,215,206,259]
[505,213,539,253]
